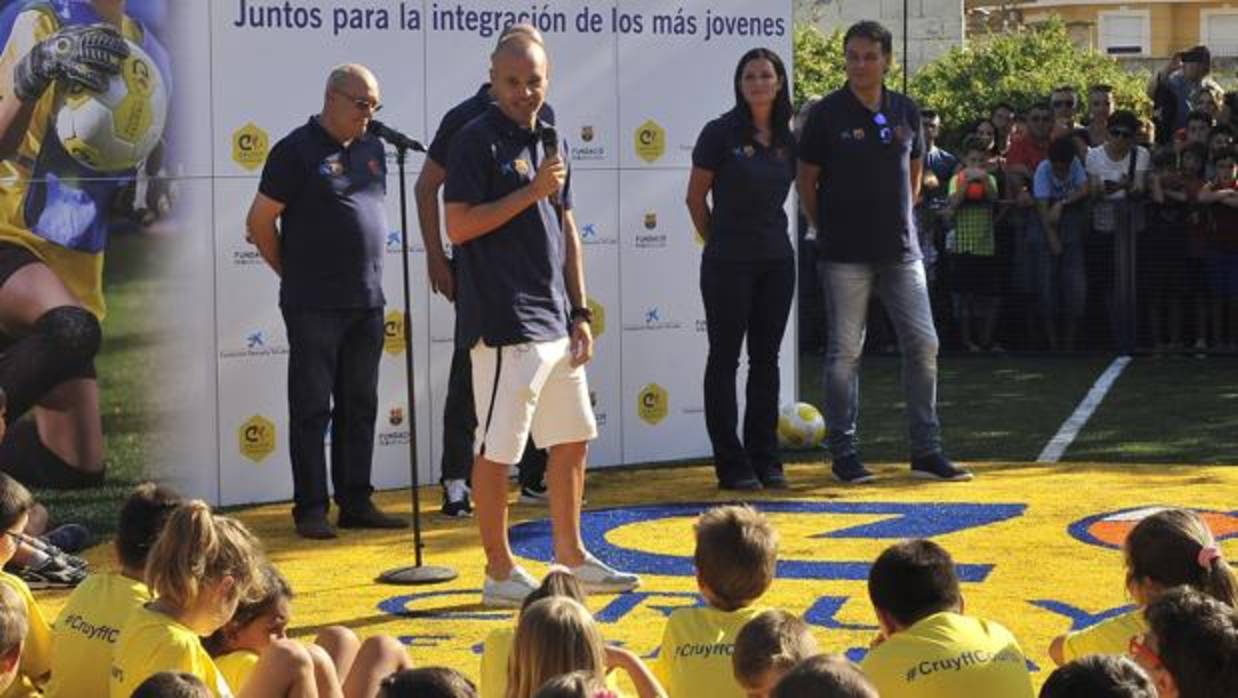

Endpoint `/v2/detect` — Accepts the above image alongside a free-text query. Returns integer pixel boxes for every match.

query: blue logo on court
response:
[1068,507,1238,550]
[509,501,1026,582]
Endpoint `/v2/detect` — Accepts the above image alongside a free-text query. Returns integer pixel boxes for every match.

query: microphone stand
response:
[378,136,457,585]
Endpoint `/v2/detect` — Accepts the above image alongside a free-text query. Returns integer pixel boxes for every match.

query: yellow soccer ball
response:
[777,401,827,449]
[55,39,168,172]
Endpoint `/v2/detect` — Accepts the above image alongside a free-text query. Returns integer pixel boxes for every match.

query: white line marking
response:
[1037,356,1133,463]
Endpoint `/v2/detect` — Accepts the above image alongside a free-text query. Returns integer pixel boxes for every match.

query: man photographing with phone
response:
[443,33,639,606]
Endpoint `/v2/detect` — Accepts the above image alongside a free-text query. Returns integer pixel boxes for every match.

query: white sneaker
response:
[482,566,539,608]
[568,552,640,593]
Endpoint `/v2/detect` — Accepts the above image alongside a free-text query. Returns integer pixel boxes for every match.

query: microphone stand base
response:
[377,564,459,585]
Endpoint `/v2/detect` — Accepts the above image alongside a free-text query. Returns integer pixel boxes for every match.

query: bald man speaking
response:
[444,35,639,606]
[247,64,407,539]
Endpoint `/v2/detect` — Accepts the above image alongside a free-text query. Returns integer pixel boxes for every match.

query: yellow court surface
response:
[41,462,1238,686]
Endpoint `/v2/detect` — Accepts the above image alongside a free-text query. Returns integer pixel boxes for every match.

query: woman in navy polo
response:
[686,48,796,490]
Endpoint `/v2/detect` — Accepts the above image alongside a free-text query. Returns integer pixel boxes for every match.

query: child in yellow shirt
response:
[1049,508,1238,665]
[379,667,477,697]
[481,568,587,698]
[770,655,876,698]
[860,539,1035,698]
[732,610,819,698]
[131,672,211,697]
[45,482,182,698]
[0,473,52,698]
[0,584,27,695]
[204,561,409,696]
[654,505,778,698]
[1040,655,1155,698]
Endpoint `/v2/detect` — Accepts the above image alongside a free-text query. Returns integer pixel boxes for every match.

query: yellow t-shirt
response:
[861,612,1035,698]
[481,626,621,698]
[652,605,766,698]
[0,8,144,319]
[45,572,151,698]
[0,571,52,698]
[215,650,260,694]
[1061,610,1146,663]
[110,605,233,698]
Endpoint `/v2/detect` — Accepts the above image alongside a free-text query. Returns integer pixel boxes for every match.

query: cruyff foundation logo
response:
[634,119,665,163]
[384,311,406,355]
[586,297,606,337]
[903,646,1024,683]
[232,122,269,171]
[1069,507,1238,550]
[637,383,668,425]
[239,415,276,463]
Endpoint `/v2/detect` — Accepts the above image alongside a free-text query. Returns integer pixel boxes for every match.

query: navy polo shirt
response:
[259,117,387,310]
[443,104,573,348]
[427,83,555,168]
[691,107,795,261]
[799,84,924,263]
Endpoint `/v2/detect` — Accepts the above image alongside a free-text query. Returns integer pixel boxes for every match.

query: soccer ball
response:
[55,39,168,172]
[777,402,827,449]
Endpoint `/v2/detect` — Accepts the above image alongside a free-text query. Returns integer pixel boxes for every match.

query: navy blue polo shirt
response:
[259,117,387,309]
[443,104,573,348]
[799,84,924,263]
[427,83,556,168]
[691,107,795,261]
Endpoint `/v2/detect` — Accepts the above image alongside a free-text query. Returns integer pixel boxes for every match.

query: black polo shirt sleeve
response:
[691,119,726,171]
[798,102,829,166]
[443,123,490,205]
[258,137,306,205]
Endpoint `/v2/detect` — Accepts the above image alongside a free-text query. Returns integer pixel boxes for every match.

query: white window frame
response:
[1200,9,1238,58]
[1096,9,1151,58]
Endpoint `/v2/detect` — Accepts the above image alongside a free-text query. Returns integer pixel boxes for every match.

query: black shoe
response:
[518,480,549,505]
[756,466,790,489]
[295,515,338,540]
[831,455,876,484]
[338,503,409,529]
[441,479,473,518]
[719,476,763,491]
[910,453,973,482]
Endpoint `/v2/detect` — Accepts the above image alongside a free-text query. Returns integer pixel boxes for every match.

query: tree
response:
[909,17,1150,146]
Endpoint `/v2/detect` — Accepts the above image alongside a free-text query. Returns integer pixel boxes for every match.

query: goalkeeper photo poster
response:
[0,0,793,506]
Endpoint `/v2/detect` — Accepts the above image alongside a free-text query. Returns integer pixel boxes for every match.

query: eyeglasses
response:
[1129,633,1163,669]
[874,111,893,144]
[1110,129,1134,139]
[333,89,382,114]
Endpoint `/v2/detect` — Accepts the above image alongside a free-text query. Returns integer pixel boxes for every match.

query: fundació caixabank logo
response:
[384,310,406,355]
[634,119,665,163]
[239,415,276,463]
[232,122,269,171]
[637,383,668,425]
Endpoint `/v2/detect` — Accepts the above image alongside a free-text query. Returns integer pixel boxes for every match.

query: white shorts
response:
[471,337,597,465]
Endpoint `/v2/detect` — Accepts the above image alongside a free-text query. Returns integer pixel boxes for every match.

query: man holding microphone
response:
[443,34,638,606]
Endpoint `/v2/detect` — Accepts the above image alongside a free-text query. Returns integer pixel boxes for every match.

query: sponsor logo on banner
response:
[634,211,666,248]
[220,329,289,359]
[384,311,406,355]
[695,318,708,333]
[579,222,616,246]
[637,383,668,425]
[587,297,606,337]
[1069,507,1238,550]
[634,119,665,163]
[232,245,264,266]
[571,125,605,160]
[379,403,411,447]
[239,415,276,462]
[386,230,405,254]
[623,307,681,332]
[232,122,269,171]
[589,390,608,428]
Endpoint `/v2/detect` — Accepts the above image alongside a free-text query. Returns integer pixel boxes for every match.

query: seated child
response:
[1039,655,1155,698]
[0,584,27,695]
[770,655,876,698]
[131,672,211,698]
[1134,585,1238,698]
[481,568,587,698]
[0,473,52,697]
[860,539,1035,698]
[379,667,477,698]
[655,505,778,698]
[732,609,819,698]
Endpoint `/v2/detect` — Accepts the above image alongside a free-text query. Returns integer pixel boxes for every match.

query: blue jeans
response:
[821,260,942,459]
[1026,211,1087,321]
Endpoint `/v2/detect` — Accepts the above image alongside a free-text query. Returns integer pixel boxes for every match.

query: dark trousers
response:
[700,255,796,485]
[283,307,383,521]
[440,345,547,487]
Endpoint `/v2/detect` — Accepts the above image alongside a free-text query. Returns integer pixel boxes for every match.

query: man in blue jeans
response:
[796,21,971,484]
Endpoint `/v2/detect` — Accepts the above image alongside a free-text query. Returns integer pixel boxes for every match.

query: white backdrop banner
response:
[200,0,794,506]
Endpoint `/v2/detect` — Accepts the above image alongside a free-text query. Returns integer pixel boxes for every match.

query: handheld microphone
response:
[539,126,560,204]
[367,119,425,152]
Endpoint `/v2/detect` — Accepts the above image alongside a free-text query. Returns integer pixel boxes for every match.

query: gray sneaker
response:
[12,554,87,590]
[482,566,539,608]
[568,552,640,594]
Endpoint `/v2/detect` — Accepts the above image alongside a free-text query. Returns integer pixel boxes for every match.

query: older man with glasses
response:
[246,64,407,539]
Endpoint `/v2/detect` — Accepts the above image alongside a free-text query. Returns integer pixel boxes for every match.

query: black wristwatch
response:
[569,306,594,324]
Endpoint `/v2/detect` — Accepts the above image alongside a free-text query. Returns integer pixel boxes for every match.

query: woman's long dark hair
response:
[732,48,794,146]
